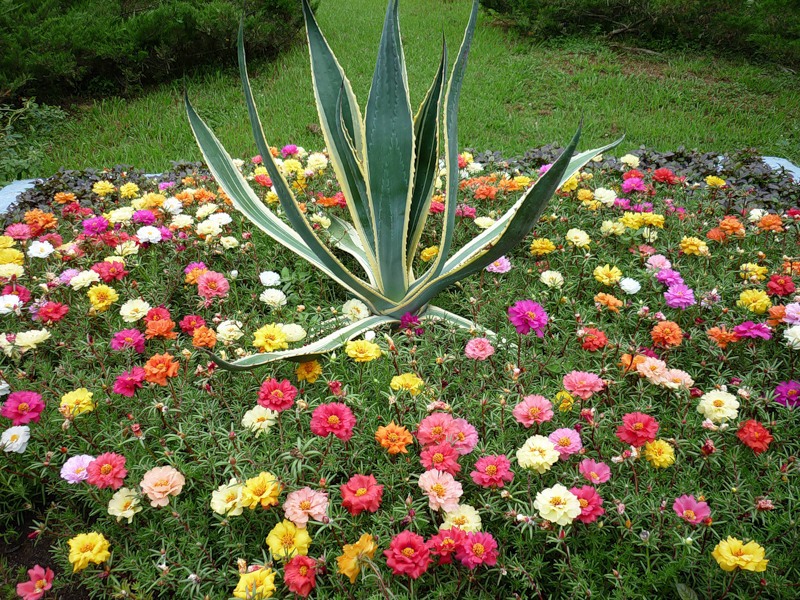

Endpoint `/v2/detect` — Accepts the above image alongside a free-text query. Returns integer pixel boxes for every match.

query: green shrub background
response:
[479,0,800,67]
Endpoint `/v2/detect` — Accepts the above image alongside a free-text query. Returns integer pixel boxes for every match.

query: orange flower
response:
[317,195,340,208]
[175,191,194,206]
[24,209,58,235]
[194,189,217,203]
[474,185,498,201]
[782,260,800,276]
[706,228,726,242]
[54,192,76,204]
[182,176,196,186]
[192,326,217,348]
[145,319,177,340]
[719,216,745,237]
[295,360,322,383]
[706,325,740,349]
[497,178,522,193]
[218,190,232,206]
[185,268,208,285]
[651,321,683,348]
[144,353,180,386]
[594,292,623,313]
[619,353,646,373]
[375,422,414,455]
[757,214,783,232]
[767,305,786,328]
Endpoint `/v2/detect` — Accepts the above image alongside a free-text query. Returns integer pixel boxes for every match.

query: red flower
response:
[766,274,795,297]
[426,527,466,564]
[284,556,317,597]
[570,485,605,524]
[580,327,608,352]
[470,454,514,488]
[736,420,773,455]
[144,306,171,324]
[2,283,30,304]
[456,531,498,569]
[35,301,69,324]
[91,261,128,282]
[420,442,461,475]
[258,378,298,412]
[622,169,644,180]
[384,531,431,579]
[615,412,659,447]
[310,402,355,441]
[340,474,383,515]
[86,452,127,490]
[178,314,206,335]
[653,168,679,185]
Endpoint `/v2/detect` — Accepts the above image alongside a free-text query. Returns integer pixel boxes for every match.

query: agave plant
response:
[185,0,622,369]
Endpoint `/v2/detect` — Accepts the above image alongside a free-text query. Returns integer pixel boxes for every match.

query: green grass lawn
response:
[38,0,800,175]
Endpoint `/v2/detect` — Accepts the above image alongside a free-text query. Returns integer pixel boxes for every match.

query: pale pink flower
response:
[448,418,479,455]
[635,357,668,382]
[661,369,694,390]
[562,371,605,400]
[418,469,462,512]
[512,395,553,427]
[283,487,328,527]
[464,338,495,361]
[140,466,185,507]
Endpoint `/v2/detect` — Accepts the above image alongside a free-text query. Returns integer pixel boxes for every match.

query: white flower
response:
[280,323,307,343]
[697,390,739,423]
[259,288,287,308]
[162,197,183,214]
[540,270,564,288]
[196,220,222,238]
[565,228,591,248]
[107,206,135,224]
[259,271,281,287]
[170,214,194,229]
[748,208,767,224]
[0,294,22,315]
[364,330,376,341]
[784,325,800,349]
[0,380,9,396]
[219,236,239,249]
[229,270,238,279]
[241,405,278,437]
[15,329,50,352]
[210,479,245,516]
[467,161,483,174]
[27,240,55,258]
[207,212,232,227]
[619,277,641,295]
[1,425,30,453]
[306,152,328,172]
[591,153,604,163]
[69,270,101,290]
[620,154,640,168]
[0,334,14,357]
[594,187,616,207]
[534,484,581,526]
[342,299,370,322]
[136,226,162,243]
[474,216,495,229]
[195,203,219,220]
[119,298,151,323]
[216,320,244,343]
[232,158,245,171]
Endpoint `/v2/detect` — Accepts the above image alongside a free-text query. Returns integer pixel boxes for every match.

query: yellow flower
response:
[337,534,378,584]
[619,212,645,230]
[242,472,283,510]
[345,340,382,362]
[560,174,579,192]
[60,388,95,417]
[87,284,119,313]
[0,235,15,249]
[67,532,110,572]
[705,175,727,188]
[600,220,626,236]
[644,439,675,468]
[266,520,311,561]
[140,192,166,209]
[233,567,276,599]
[0,248,24,266]
[593,264,623,286]
[641,213,665,228]
[712,537,768,572]
[254,166,268,176]
[556,391,574,412]
[92,181,116,196]
[514,175,531,187]
[577,189,594,202]
[529,238,556,256]
[253,324,288,353]
[295,360,322,383]
[739,263,768,282]
[680,236,710,257]
[420,246,439,262]
[119,182,140,199]
[390,373,424,395]
[265,191,279,205]
[737,289,771,314]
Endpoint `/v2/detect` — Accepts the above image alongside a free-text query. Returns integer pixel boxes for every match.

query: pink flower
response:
[621,177,646,194]
[383,531,431,579]
[113,367,146,397]
[5,223,32,240]
[548,428,583,459]
[616,412,659,447]
[416,413,455,447]
[456,531,498,569]
[486,256,511,274]
[196,271,229,299]
[110,329,146,353]
[507,300,548,336]
[732,321,772,340]
[427,527,466,564]
[140,466,185,507]
[570,485,605,524]
[258,378,298,412]
[86,452,127,490]
[563,371,605,400]
[2,391,45,426]
[15,564,54,600]
[464,337,495,360]
[420,442,461,475]
[578,459,611,484]
[418,469,462,512]
[646,254,672,271]
[471,454,514,488]
[448,418,479,455]
[672,494,711,525]
[310,402,356,441]
[512,395,553,427]
[283,487,328,527]
[284,555,317,597]
[91,261,127,282]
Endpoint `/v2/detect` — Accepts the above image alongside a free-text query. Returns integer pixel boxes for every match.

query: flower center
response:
[713,399,724,407]
[452,516,467,526]
[558,436,571,447]
[485,465,498,475]
[17,402,29,412]
[100,464,113,475]
[273,390,284,398]
[549,496,566,508]
[81,543,94,553]
[432,453,444,464]
[683,509,696,520]
[589,471,599,480]
[299,500,311,510]
[388,433,398,442]
[526,311,537,320]
[10,434,19,442]
[298,566,308,576]
[579,499,588,508]
[528,407,540,417]
[632,422,644,431]
[155,479,169,487]
[355,487,367,497]
[124,337,133,343]
[431,426,443,436]
[401,547,415,557]
[431,483,446,497]
[281,533,295,548]
[472,543,485,557]
[327,415,340,425]
[35,580,47,591]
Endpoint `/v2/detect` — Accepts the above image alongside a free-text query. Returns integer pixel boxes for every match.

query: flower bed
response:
[1,146,799,599]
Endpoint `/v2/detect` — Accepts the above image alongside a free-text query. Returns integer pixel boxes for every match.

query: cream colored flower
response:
[211,479,245,516]
[120,298,151,323]
[441,504,482,532]
[697,390,739,423]
[534,484,581,525]
[516,435,560,474]
[108,488,142,523]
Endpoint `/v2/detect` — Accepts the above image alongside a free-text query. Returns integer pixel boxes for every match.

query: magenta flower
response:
[549,428,583,459]
[664,284,696,309]
[420,442,461,475]
[774,381,800,408]
[81,216,110,236]
[563,371,605,400]
[281,144,299,158]
[113,367,146,397]
[655,269,684,286]
[732,321,772,340]
[184,262,207,274]
[132,210,156,225]
[1,391,45,425]
[464,337,495,361]
[578,458,611,484]
[456,531,498,569]
[672,494,710,524]
[507,300,548,336]
[471,454,514,488]
[621,177,646,194]
[570,485,605,524]
[110,329,146,353]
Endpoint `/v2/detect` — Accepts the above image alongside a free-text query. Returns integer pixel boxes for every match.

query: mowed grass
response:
[38,0,800,175]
